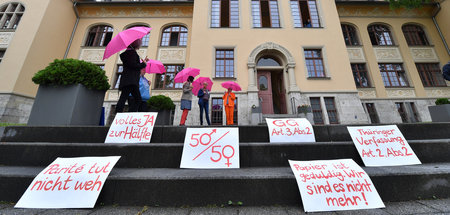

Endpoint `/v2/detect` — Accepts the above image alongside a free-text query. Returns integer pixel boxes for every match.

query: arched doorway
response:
[247,42,298,115]
[256,56,287,114]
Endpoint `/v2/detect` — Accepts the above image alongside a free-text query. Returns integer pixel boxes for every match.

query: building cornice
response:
[74,0,194,7]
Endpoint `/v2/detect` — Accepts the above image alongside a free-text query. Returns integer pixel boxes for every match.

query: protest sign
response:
[180,128,239,169]
[289,159,385,212]
[105,112,157,143]
[266,118,315,143]
[347,125,421,166]
[15,156,120,208]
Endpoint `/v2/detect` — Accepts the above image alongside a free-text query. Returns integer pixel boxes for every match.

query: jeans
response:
[199,100,211,125]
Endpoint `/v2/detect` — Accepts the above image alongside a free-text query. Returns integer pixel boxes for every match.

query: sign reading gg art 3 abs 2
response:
[180,128,239,169]
[105,112,157,143]
[289,159,385,213]
[15,156,120,209]
[347,125,421,166]
[266,118,315,143]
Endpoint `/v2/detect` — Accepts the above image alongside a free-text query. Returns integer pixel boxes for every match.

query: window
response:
[341,24,360,46]
[351,64,370,87]
[251,0,280,28]
[127,25,150,47]
[257,56,281,67]
[211,0,239,28]
[290,0,320,28]
[155,65,184,89]
[368,24,394,46]
[416,63,446,87]
[396,102,408,123]
[215,49,234,78]
[0,3,24,29]
[324,97,339,124]
[211,98,223,125]
[304,49,325,77]
[364,103,379,124]
[160,25,188,47]
[85,25,113,47]
[310,97,323,124]
[409,102,420,122]
[0,50,5,63]
[379,63,409,87]
[114,65,123,89]
[402,24,429,46]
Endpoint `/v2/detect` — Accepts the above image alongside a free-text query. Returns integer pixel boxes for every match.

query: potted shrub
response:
[147,95,175,125]
[28,59,110,126]
[428,98,450,122]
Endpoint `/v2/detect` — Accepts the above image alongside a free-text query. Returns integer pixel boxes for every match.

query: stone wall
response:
[0,94,34,124]
[360,99,435,123]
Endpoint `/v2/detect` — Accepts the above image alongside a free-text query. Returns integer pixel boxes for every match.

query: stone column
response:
[248,63,258,92]
[287,63,300,92]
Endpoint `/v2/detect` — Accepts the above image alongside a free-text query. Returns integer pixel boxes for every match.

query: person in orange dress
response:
[222,88,236,125]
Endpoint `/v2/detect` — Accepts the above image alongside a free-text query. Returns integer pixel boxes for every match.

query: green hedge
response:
[435,98,450,105]
[32,59,110,91]
[147,95,175,111]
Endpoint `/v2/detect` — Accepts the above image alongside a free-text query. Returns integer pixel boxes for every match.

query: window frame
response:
[304,49,326,78]
[84,25,114,47]
[310,97,324,125]
[290,0,321,28]
[160,25,188,47]
[396,102,408,123]
[324,97,339,124]
[364,103,379,124]
[154,64,184,89]
[0,2,24,30]
[211,97,224,125]
[351,63,371,88]
[341,24,360,46]
[215,49,235,78]
[379,63,409,87]
[113,64,123,89]
[402,24,430,46]
[416,63,446,87]
[126,24,150,47]
[368,24,394,46]
[211,0,240,28]
[251,0,280,28]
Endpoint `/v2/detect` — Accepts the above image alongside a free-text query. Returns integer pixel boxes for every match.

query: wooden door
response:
[257,71,274,114]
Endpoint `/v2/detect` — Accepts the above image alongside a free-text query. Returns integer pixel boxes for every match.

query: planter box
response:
[149,109,172,125]
[428,104,450,122]
[28,84,105,126]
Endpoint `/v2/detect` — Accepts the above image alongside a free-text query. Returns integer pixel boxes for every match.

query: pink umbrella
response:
[145,59,166,74]
[192,77,213,96]
[221,81,242,91]
[174,67,200,83]
[103,26,152,60]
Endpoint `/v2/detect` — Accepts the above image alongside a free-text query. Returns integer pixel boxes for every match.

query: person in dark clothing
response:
[443,61,450,81]
[197,82,211,126]
[115,39,148,113]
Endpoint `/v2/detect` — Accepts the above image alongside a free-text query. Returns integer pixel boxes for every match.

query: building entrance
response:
[257,70,287,114]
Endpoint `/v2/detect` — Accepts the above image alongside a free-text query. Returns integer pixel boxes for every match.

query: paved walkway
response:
[1,198,449,215]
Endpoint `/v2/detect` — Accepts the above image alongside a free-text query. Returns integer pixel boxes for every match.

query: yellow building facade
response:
[0,0,448,125]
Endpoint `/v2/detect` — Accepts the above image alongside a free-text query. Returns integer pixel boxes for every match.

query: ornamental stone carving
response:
[0,32,14,49]
[374,47,403,63]
[107,90,120,101]
[117,49,147,64]
[337,5,432,18]
[248,42,295,66]
[347,48,365,63]
[410,47,439,62]
[358,89,376,98]
[79,49,105,63]
[425,88,450,98]
[158,48,186,64]
[386,89,416,98]
[79,6,193,18]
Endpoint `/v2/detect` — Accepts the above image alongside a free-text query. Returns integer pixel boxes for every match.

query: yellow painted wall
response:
[435,0,450,49]
[189,0,357,93]
[0,0,76,97]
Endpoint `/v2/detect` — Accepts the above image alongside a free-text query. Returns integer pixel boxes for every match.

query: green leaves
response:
[32,59,111,91]
[435,98,450,105]
[147,95,175,110]
[388,0,430,10]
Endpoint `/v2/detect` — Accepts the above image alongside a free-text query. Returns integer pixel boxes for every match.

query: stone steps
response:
[1,163,449,206]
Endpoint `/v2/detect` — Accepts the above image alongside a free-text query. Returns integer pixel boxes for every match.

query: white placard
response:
[15,156,121,209]
[180,128,239,169]
[105,112,157,143]
[347,125,421,166]
[266,118,315,143]
[289,159,385,213]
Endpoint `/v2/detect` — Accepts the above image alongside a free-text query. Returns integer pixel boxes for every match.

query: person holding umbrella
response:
[223,88,236,125]
[197,82,211,126]
[179,76,194,126]
[115,39,148,112]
